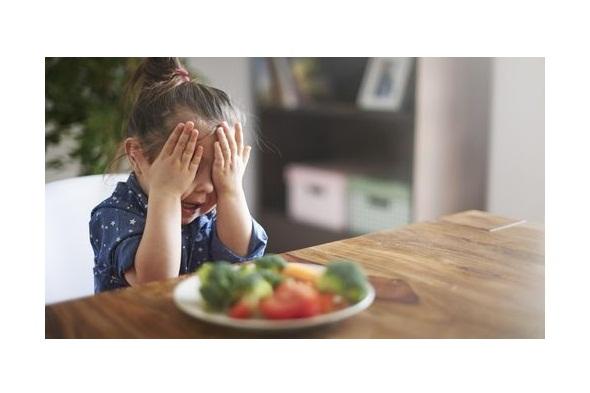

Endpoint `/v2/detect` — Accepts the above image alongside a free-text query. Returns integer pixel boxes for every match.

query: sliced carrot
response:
[282,263,323,284]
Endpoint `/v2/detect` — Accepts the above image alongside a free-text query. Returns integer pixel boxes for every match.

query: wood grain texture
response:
[45,210,544,338]
[440,210,527,231]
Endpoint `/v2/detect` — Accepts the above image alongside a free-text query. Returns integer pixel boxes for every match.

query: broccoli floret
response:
[234,270,260,291]
[316,261,369,303]
[197,261,277,311]
[254,254,287,272]
[235,271,273,306]
[237,263,257,277]
[258,269,284,288]
[200,284,233,311]
[197,262,215,284]
[243,278,273,306]
[198,261,239,311]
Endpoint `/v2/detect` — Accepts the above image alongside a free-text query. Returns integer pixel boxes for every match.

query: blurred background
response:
[45,57,544,254]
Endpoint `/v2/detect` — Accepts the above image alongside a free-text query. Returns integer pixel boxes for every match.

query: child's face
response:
[132,111,232,225]
[178,129,218,224]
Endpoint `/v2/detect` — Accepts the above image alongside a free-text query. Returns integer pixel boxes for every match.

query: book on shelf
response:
[268,58,300,109]
[253,58,274,107]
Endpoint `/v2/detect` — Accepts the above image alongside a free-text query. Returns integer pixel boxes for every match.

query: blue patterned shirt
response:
[89,173,268,293]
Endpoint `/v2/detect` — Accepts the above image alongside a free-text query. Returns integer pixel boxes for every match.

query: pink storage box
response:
[284,164,348,231]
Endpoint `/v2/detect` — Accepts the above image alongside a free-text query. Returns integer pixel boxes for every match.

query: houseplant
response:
[45,57,202,175]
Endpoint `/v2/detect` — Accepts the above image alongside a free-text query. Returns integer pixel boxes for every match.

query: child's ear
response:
[124,138,146,174]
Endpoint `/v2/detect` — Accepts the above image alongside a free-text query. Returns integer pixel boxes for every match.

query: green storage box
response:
[348,176,410,234]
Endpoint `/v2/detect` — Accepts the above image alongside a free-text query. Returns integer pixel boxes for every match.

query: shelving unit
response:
[252,58,416,253]
[252,57,491,254]
[257,105,414,214]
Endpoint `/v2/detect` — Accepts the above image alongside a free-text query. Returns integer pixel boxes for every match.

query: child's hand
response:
[147,121,204,198]
[212,122,252,198]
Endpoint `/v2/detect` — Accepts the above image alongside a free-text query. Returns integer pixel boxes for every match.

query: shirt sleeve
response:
[89,207,145,283]
[209,216,268,263]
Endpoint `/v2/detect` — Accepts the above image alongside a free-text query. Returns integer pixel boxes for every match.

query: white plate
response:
[173,263,375,331]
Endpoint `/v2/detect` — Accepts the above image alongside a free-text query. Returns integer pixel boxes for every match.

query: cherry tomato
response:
[228,300,253,319]
[259,280,321,319]
[318,293,336,313]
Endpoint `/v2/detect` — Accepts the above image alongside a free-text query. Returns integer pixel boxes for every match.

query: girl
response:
[89,58,268,293]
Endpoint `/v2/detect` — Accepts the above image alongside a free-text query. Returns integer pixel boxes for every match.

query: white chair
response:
[45,173,130,304]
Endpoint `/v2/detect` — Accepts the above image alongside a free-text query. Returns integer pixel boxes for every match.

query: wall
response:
[487,58,544,224]
[413,57,492,222]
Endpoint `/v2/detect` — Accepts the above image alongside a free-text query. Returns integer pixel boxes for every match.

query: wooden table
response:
[45,210,544,338]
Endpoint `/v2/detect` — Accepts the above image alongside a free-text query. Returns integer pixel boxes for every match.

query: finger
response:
[243,145,252,168]
[235,122,244,157]
[214,141,225,169]
[173,122,194,157]
[189,145,204,173]
[182,128,199,165]
[163,123,184,156]
[216,126,232,165]
[222,122,238,160]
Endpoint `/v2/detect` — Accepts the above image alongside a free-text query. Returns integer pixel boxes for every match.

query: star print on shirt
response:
[130,218,136,225]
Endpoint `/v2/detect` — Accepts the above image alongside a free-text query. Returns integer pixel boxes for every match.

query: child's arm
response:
[212,122,254,257]
[125,122,204,285]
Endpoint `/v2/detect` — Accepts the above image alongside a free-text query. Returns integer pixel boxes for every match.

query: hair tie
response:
[174,68,190,82]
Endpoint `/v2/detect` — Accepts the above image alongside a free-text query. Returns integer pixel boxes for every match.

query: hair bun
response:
[131,57,189,91]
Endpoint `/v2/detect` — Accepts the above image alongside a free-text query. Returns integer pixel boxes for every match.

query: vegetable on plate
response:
[196,254,370,320]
